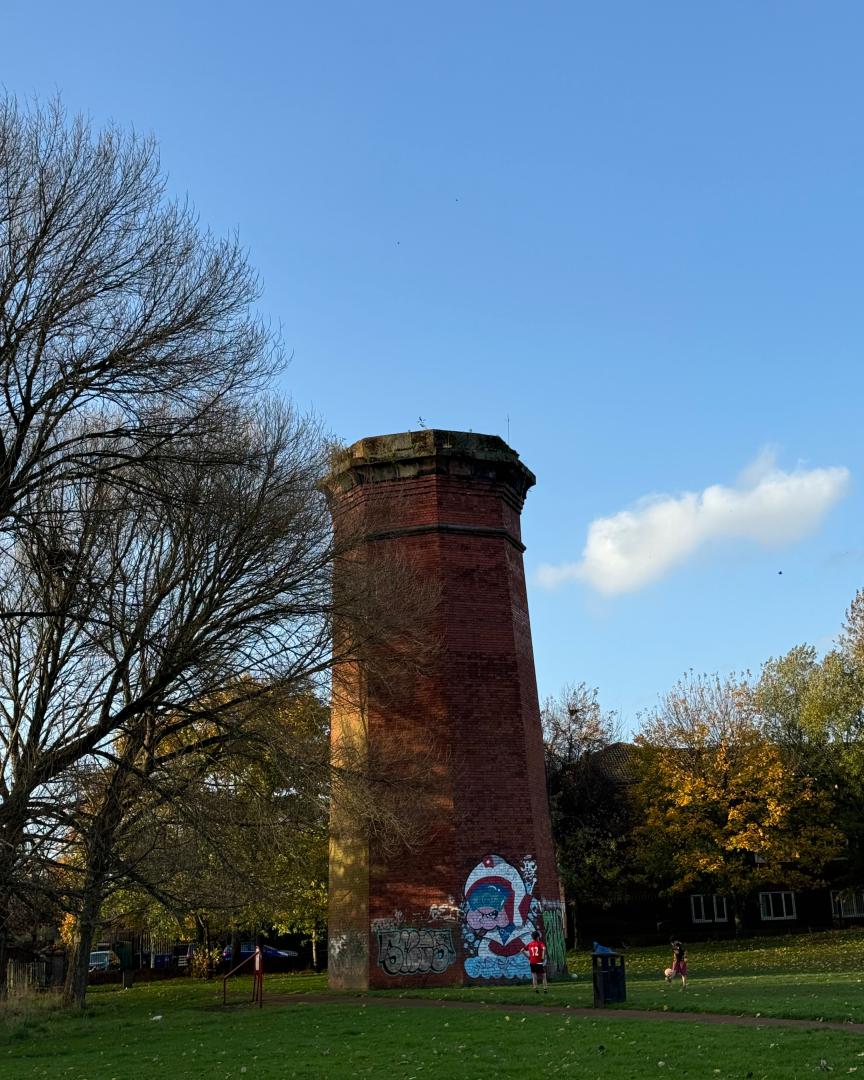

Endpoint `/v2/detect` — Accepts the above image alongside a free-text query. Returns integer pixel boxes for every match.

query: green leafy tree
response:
[840,589,864,672]
[756,628,864,886]
[542,685,640,922]
[79,689,330,977]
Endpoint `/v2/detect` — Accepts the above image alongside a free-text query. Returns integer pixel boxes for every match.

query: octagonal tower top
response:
[325,429,536,510]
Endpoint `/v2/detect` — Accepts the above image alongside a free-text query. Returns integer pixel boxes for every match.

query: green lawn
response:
[2,932,864,1079]
[368,929,864,1024]
[611,930,864,1023]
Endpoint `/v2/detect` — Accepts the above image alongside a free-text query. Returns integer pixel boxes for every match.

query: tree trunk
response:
[0,813,29,1001]
[204,921,212,980]
[194,914,213,979]
[311,929,318,969]
[63,895,100,1009]
[62,808,118,1008]
[0,888,11,1000]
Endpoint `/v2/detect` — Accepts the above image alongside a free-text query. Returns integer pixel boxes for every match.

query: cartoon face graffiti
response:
[465,881,514,931]
[461,854,539,981]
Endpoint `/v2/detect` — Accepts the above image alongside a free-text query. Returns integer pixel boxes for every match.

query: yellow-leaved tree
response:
[634,672,843,931]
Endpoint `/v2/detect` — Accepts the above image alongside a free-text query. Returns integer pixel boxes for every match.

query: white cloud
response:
[536,451,851,595]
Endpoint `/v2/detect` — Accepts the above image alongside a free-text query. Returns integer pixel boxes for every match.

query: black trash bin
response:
[591,951,626,1007]
[122,969,135,990]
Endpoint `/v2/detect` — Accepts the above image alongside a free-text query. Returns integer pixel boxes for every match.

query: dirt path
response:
[257,993,864,1034]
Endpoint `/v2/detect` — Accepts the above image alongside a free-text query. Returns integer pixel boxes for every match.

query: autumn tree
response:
[838,591,864,875]
[85,689,330,976]
[635,672,843,930]
[756,622,864,885]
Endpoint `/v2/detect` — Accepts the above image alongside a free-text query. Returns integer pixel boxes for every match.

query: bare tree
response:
[541,682,619,771]
[0,92,278,995]
[0,404,339,1000]
[0,408,437,1004]
[0,97,439,1004]
[0,95,276,546]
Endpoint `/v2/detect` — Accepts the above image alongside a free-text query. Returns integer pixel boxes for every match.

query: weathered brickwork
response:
[326,431,565,990]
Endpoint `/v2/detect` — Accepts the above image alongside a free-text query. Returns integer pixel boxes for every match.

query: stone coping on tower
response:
[324,429,536,508]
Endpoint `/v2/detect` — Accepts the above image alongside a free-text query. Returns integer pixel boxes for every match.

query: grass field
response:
[2,931,864,1079]
[376,930,864,1024]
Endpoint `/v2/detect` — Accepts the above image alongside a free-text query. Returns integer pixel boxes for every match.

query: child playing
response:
[666,939,687,988]
[523,930,548,993]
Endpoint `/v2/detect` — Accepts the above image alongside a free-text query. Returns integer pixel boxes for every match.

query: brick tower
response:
[325,430,565,989]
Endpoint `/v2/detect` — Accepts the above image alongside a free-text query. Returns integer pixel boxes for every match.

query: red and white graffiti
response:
[461,854,538,981]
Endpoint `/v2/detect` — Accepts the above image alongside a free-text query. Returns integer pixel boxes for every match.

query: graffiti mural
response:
[542,902,567,978]
[520,855,538,893]
[428,896,460,922]
[376,927,456,976]
[328,929,368,982]
[461,854,540,981]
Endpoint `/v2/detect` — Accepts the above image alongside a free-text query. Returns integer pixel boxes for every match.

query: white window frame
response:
[690,894,728,924]
[759,890,796,921]
[831,889,864,919]
[691,894,709,923]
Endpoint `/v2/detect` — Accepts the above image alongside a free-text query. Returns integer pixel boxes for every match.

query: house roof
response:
[587,741,638,785]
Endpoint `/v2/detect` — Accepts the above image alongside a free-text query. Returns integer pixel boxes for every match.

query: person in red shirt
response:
[523,930,548,993]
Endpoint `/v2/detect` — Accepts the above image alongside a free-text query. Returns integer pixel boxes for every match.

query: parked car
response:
[173,943,194,968]
[88,949,121,973]
[222,943,298,962]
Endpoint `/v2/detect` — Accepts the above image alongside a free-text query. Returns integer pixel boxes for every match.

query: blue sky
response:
[5,1,861,731]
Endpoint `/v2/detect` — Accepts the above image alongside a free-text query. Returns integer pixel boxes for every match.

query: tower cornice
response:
[324,429,536,511]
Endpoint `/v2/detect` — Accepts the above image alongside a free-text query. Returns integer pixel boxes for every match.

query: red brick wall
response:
[328,434,563,989]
